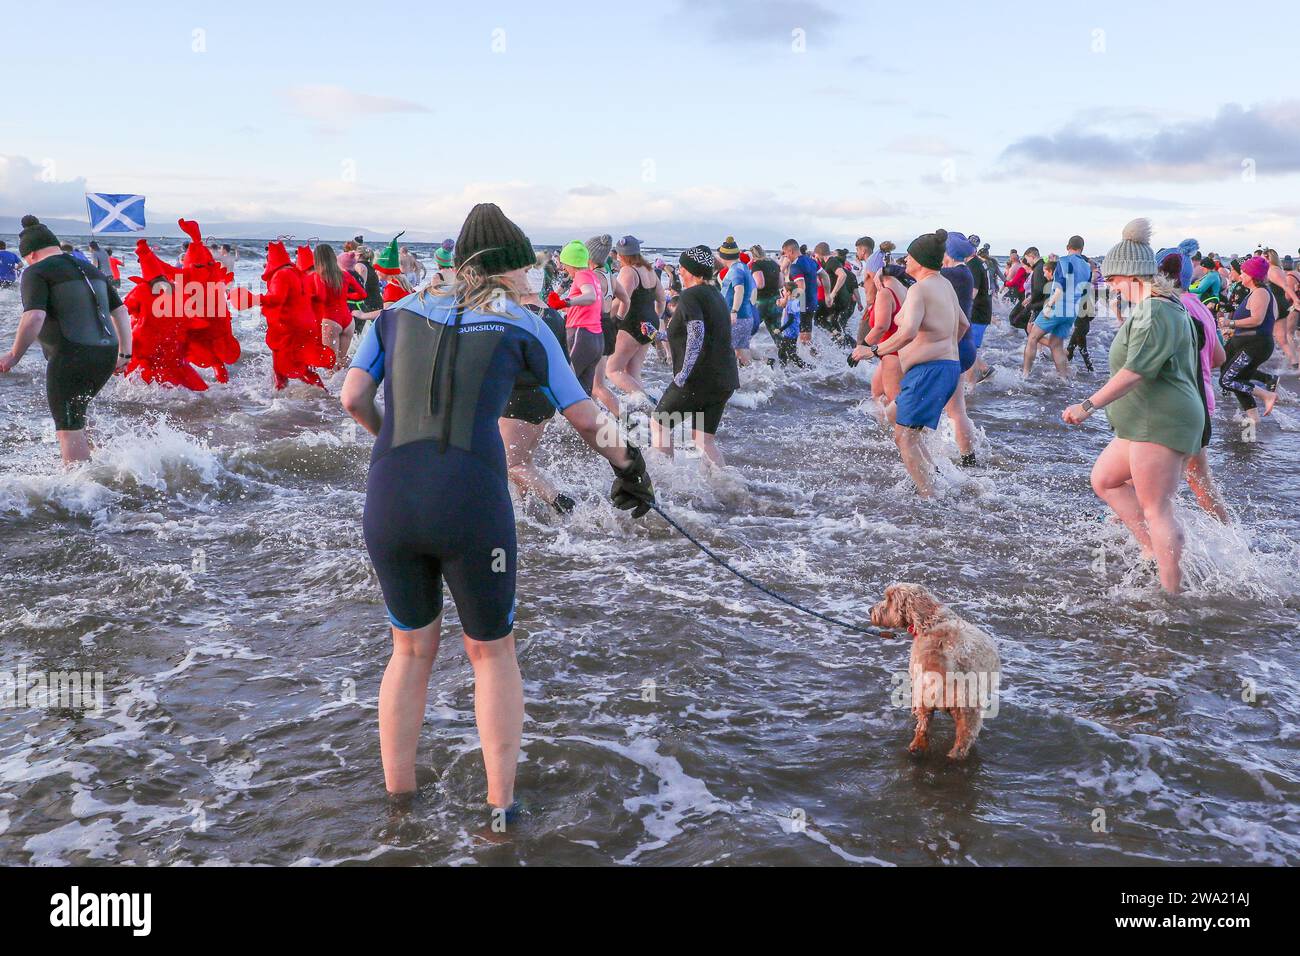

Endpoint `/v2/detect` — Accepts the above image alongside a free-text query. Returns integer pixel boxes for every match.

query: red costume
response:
[258,242,335,389]
[176,219,242,382]
[121,240,208,390]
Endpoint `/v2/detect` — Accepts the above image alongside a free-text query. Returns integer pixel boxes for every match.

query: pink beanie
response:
[338,251,357,270]
[1241,256,1269,283]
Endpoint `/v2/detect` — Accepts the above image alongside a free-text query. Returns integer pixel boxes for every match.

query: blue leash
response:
[647,501,876,634]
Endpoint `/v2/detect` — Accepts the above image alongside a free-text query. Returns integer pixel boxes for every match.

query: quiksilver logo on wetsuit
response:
[459,323,505,334]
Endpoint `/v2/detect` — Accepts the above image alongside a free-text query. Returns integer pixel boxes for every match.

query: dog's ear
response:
[899,585,940,627]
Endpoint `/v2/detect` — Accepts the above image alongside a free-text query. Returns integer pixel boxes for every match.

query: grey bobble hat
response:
[1102,218,1157,278]
[585,234,613,263]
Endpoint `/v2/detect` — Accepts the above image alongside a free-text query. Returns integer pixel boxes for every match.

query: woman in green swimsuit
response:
[1062,219,1206,593]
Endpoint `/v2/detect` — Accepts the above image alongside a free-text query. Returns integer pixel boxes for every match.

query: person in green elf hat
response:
[431,239,456,288]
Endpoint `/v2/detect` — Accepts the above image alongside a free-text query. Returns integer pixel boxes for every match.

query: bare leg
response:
[322,320,342,370]
[57,429,93,466]
[1048,336,1073,378]
[895,424,936,497]
[649,412,674,458]
[1184,448,1230,523]
[606,333,647,396]
[943,384,975,459]
[1022,326,1045,376]
[693,429,725,469]
[463,633,523,809]
[379,618,442,794]
[1130,441,1188,593]
[1091,438,1153,555]
[499,417,558,504]
[337,324,354,366]
[591,356,620,418]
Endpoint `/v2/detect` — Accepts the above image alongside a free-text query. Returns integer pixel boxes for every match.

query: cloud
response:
[0,155,90,218]
[682,0,843,44]
[887,135,969,157]
[567,184,616,198]
[1000,101,1300,183]
[281,84,431,130]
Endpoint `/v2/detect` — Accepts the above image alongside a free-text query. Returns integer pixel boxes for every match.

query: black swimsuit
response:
[619,268,659,345]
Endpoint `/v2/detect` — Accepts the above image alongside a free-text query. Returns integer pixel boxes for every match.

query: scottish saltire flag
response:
[85,193,147,234]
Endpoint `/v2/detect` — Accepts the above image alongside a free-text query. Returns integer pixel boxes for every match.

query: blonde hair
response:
[423,254,521,314]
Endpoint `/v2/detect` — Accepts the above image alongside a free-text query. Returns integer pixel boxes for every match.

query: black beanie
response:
[907,228,948,271]
[18,214,60,257]
[453,203,535,275]
[679,244,715,279]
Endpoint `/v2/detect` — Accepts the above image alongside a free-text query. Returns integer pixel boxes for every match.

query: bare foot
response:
[1262,390,1278,416]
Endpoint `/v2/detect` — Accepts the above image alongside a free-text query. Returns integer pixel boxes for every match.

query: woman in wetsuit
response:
[341,204,654,814]
[607,235,664,403]
[1218,256,1279,425]
[0,216,132,465]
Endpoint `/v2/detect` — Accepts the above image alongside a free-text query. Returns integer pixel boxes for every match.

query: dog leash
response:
[647,501,877,634]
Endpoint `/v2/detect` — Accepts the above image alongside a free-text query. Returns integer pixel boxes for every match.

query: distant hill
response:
[0,216,448,244]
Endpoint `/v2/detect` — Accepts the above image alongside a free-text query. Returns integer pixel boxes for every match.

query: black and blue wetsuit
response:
[350,291,589,639]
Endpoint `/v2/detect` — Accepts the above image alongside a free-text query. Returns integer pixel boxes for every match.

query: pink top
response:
[565,268,604,333]
[1182,292,1218,414]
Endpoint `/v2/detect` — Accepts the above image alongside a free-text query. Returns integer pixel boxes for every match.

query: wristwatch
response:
[868,343,880,358]
[1081,398,1096,413]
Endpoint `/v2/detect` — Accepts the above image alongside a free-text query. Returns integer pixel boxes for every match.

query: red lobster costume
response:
[253,242,335,389]
[121,240,209,390]
[176,219,241,383]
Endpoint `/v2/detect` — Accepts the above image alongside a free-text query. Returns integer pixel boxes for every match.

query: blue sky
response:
[3,0,1298,254]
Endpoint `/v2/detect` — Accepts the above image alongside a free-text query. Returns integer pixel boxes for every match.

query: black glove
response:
[610,443,655,518]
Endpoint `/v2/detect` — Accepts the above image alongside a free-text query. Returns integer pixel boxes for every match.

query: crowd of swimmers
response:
[2,206,1298,817]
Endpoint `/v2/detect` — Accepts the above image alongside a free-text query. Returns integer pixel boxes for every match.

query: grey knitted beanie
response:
[1102,218,1156,277]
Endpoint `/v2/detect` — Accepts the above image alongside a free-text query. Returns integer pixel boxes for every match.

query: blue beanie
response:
[1155,246,1194,288]
[945,231,976,261]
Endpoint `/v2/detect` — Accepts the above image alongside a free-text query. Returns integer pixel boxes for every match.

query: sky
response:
[2,0,1299,255]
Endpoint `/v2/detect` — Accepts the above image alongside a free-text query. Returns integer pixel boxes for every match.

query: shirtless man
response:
[865,229,965,497]
[398,246,425,288]
[217,244,238,273]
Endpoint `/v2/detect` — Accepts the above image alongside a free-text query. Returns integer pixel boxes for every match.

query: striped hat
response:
[717,235,741,261]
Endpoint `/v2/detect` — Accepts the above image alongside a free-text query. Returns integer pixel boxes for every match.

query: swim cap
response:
[679,244,715,279]
[907,228,948,271]
[560,240,590,268]
[718,236,741,261]
[945,231,976,261]
[1241,256,1269,283]
[525,266,545,294]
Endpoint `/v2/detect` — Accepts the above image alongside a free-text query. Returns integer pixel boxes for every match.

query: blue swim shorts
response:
[896,359,962,430]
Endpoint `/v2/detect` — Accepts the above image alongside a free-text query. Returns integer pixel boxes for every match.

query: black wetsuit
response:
[19,254,120,431]
[820,255,856,346]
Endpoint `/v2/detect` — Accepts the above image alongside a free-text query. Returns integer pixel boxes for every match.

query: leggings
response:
[1220,334,1275,411]
[566,326,604,396]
